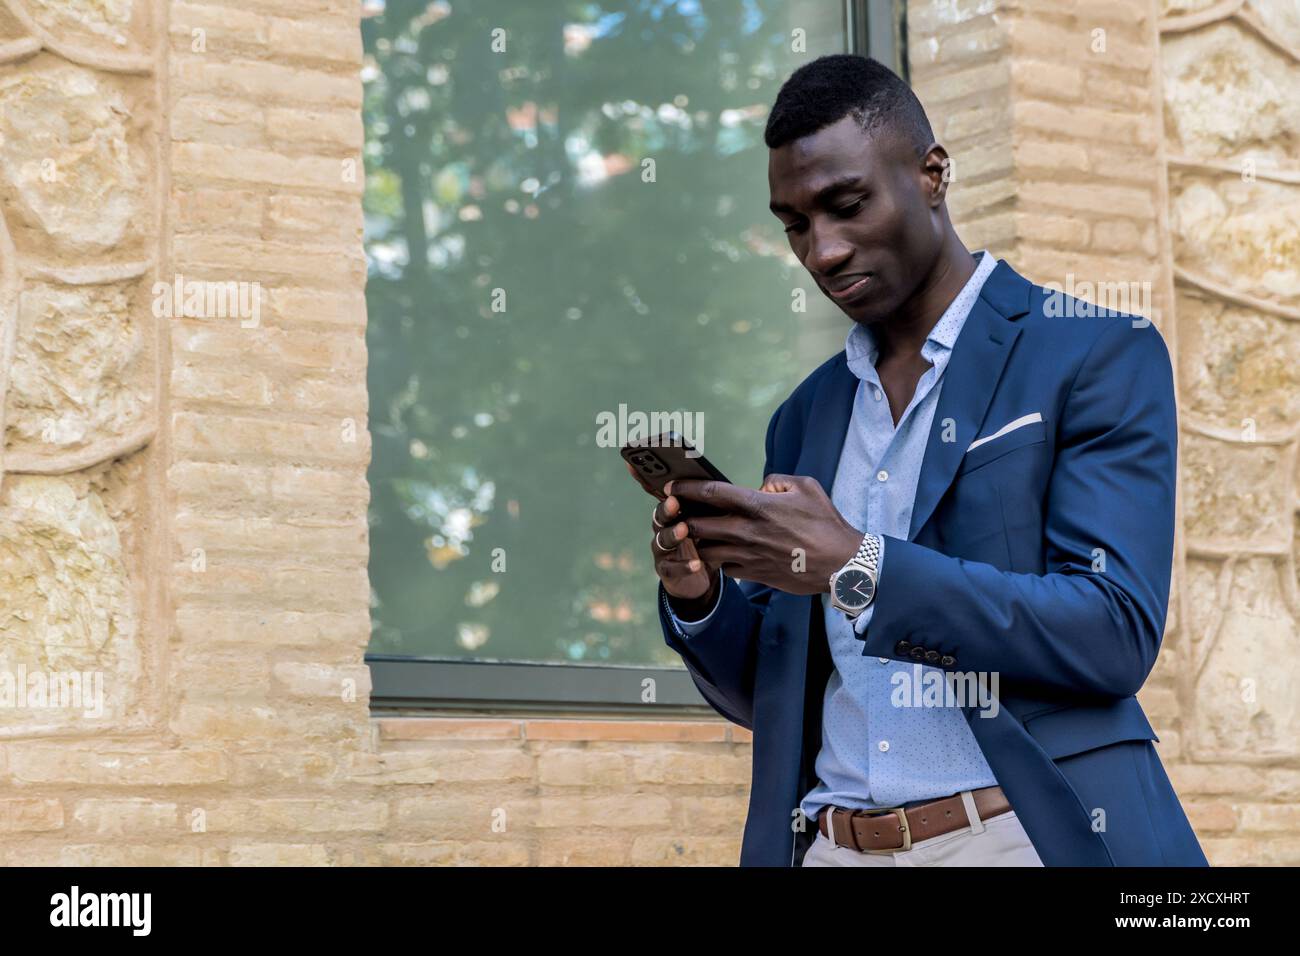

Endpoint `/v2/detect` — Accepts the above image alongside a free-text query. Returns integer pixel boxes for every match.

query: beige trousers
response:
[802,794,1045,867]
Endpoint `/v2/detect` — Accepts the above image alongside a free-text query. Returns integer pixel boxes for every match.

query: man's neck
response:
[872,234,976,365]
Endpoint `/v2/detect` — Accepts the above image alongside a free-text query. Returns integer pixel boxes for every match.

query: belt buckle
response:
[859,806,912,854]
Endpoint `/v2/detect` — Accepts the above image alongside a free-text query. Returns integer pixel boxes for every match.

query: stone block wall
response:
[0,0,384,865]
[1158,0,1300,863]
[0,0,1294,865]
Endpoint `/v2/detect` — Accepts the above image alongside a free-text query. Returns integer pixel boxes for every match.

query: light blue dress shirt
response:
[668,250,1001,819]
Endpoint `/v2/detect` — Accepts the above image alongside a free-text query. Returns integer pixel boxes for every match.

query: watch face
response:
[833,568,875,610]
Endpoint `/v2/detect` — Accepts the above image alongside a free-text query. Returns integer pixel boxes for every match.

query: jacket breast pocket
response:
[957,418,1047,477]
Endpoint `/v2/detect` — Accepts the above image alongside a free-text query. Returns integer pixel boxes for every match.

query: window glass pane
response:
[363,0,848,665]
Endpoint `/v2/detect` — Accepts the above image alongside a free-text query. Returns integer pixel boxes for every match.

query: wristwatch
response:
[828,531,881,618]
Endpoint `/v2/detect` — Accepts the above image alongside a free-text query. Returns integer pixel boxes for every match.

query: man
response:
[632,55,1207,867]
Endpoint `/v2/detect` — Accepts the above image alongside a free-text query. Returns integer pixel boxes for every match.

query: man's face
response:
[768,114,943,325]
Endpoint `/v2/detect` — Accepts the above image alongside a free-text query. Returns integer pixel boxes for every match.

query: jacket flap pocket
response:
[1023,696,1158,760]
[958,418,1046,476]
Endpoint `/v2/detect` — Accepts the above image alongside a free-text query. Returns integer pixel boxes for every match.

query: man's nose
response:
[806,224,854,275]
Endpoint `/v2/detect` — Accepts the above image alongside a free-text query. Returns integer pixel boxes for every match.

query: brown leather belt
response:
[816,785,1011,853]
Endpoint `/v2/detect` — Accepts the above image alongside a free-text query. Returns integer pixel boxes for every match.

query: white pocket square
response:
[966,412,1043,452]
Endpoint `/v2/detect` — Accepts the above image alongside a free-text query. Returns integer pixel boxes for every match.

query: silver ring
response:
[652,530,672,553]
[651,506,664,530]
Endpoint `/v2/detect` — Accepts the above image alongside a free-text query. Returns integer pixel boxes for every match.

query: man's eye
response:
[782,197,865,232]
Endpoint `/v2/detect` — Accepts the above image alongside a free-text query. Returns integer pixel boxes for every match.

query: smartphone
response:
[621,431,732,518]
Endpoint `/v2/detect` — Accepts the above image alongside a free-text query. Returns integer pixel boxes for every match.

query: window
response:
[362,0,902,709]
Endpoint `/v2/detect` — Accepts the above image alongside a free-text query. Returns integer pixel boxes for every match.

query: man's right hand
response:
[626,462,720,619]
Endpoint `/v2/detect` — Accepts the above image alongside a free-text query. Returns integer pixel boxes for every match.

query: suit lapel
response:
[794,353,856,497]
[906,296,1021,540]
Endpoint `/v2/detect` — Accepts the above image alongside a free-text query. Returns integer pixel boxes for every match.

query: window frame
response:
[366,1,905,715]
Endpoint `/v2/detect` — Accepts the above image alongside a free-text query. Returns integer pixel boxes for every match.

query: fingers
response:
[652,505,743,550]
[759,472,801,493]
[651,493,681,529]
[650,527,713,591]
[638,469,714,590]
[664,478,757,515]
[694,542,749,573]
[651,516,690,553]
[655,550,703,586]
[673,514,742,543]
[662,536,711,574]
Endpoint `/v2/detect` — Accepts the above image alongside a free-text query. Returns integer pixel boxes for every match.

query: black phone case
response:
[621,431,731,518]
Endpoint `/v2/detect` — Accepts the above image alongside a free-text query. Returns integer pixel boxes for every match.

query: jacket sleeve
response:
[657,399,787,729]
[859,319,1177,700]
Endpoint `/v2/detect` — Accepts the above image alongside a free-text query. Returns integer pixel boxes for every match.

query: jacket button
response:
[909,646,927,661]
[924,650,940,664]
[894,640,912,656]
[940,655,956,667]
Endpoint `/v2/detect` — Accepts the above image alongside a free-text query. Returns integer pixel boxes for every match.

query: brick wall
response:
[0,0,760,866]
[0,0,1294,865]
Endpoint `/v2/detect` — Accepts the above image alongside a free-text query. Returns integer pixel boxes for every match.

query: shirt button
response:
[876,469,888,482]
[878,657,889,664]
[878,741,890,752]
[872,387,882,401]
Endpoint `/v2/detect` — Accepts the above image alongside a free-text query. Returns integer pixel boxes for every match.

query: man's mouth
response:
[827,274,872,301]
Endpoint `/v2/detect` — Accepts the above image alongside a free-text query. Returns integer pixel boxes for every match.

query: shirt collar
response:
[844,250,997,381]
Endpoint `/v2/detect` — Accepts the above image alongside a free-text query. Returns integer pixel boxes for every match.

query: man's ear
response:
[920,143,950,208]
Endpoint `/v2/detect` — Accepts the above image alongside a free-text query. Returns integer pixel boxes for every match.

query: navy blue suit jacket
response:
[658,258,1208,866]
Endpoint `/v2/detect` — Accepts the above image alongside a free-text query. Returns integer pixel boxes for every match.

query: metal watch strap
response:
[851,531,881,574]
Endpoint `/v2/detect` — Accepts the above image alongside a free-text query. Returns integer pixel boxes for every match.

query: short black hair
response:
[764,54,934,157]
